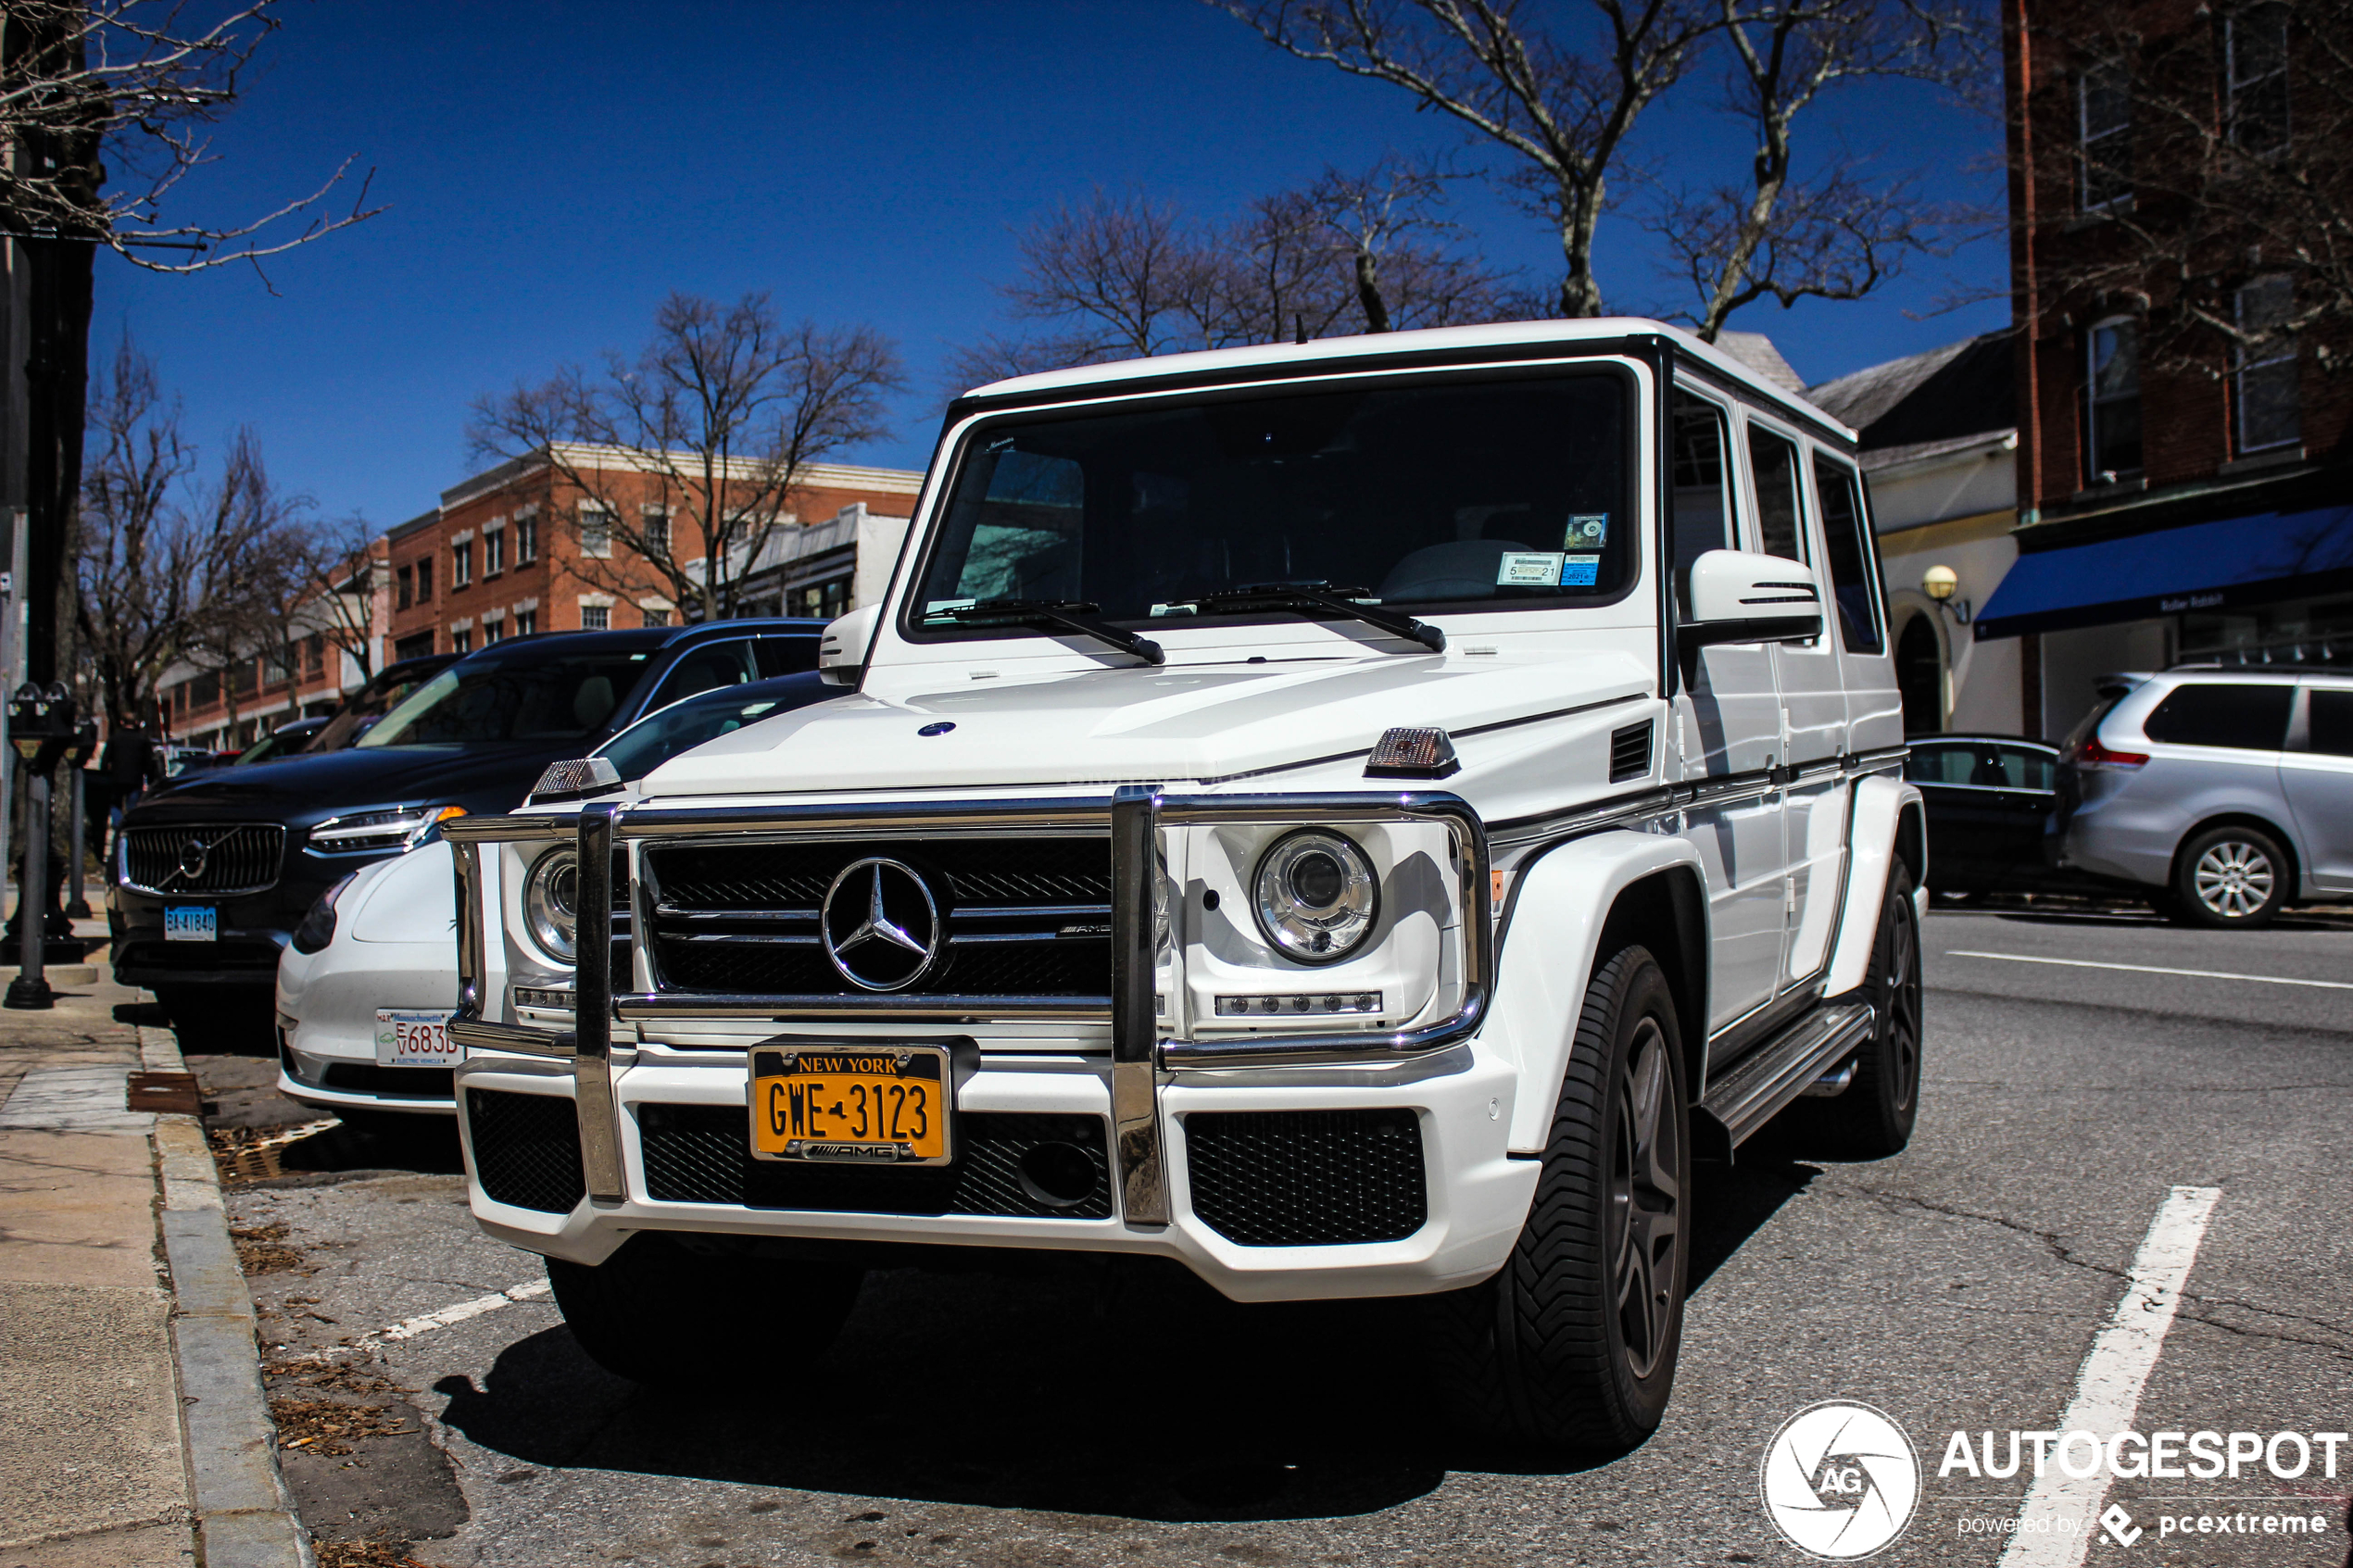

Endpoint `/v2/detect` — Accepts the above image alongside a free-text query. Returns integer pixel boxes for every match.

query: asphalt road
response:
[206,906,2353,1568]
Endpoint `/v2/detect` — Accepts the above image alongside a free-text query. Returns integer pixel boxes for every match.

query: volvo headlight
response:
[1252,830,1378,963]
[308,804,468,854]
[522,849,580,962]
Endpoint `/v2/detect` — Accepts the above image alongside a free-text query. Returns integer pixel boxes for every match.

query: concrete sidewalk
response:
[0,940,308,1568]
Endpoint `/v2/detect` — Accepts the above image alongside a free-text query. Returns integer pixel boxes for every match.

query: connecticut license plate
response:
[374,1010,459,1067]
[749,1045,952,1165]
[163,905,216,942]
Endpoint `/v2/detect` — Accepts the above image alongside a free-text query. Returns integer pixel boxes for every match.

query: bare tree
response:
[468,293,905,623]
[0,0,381,273]
[1225,0,1721,319]
[2014,1,2353,382]
[1642,0,1980,339]
[72,338,307,727]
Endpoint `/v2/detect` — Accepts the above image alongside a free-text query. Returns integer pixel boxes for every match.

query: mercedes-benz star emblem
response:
[174,835,212,884]
[820,857,942,992]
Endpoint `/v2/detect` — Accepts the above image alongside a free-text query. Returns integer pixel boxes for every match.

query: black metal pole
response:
[63,765,86,918]
[7,771,53,1008]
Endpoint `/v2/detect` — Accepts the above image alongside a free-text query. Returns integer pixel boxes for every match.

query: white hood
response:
[644,651,1653,797]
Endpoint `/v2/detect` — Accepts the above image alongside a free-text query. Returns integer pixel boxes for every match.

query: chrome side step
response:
[1696,999,1876,1155]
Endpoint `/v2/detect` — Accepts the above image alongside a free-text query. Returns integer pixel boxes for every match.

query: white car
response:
[274,674,844,1126]
[447,319,1926,1449]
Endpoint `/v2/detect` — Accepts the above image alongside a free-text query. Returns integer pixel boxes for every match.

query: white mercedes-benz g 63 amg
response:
[444,320,1925,1449]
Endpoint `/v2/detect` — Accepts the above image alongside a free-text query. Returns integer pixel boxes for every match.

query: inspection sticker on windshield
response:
[1564,513,1609,548]
[376,1010,459,1067]
[1559,554,1602,586]
[1498,551,1567,586]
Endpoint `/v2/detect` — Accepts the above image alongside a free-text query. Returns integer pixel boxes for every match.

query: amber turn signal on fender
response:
[1364,725,1459,780]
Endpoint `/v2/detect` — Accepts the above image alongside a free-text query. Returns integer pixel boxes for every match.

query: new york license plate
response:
[163,905,216,942]
[375,1010,459,1067]
[749,1045,952,1165]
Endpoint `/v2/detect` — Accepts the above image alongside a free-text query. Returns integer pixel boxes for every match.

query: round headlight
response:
[1252,830,1378,964]
[523,850,580,962]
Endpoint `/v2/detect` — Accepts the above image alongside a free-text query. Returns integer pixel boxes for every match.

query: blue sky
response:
[97,1,2007,532]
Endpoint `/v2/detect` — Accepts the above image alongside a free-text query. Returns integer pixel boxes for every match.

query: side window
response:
[646,639,758,714]
[1746,424,1806,563]
[1811,455,1885,655]
[1992,746,2057,791]
[2142,684,2293,750]
[2308,689,2353,757]
[754,637,820,677]
[1669,390,1734,608]
[1905,744,1974,785]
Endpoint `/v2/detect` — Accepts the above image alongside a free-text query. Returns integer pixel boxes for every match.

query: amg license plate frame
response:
[748,1042,957,1166]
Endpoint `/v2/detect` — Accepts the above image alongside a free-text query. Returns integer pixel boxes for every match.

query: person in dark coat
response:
[93,712,163,881]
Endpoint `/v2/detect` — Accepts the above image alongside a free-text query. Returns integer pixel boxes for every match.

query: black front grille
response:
[637,1104,1114,1219]
[643,835,1112,999]
[464,1089,585,1213]
[123,822,287,896]
[320,1063,456,1099]
[1609,720,1655,783]
[1183,1109,1428,1247]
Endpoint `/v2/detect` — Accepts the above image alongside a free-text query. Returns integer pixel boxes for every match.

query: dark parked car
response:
[1905,734,2105,897]
[233,716,332,766]
[110,620,825,1029]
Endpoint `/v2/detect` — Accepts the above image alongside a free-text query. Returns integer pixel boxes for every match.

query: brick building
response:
[1982,0,2353,737]
[159,547,393,752]
[384,446,922,661]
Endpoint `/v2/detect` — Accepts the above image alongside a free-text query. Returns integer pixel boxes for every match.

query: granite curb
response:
[140,1022,315,1568]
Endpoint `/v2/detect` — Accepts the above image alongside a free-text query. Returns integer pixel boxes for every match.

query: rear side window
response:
[2141,683,2293,750]
[1669,391,1734,606]
[1992,745,2057,790]
[1747,425,1807,563]
[1906,745,1976,784]
[2309,688,2353,757]
[1811,456,1884,654]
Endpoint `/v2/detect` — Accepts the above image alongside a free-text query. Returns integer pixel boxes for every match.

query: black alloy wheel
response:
[1793,861,1923,1159]
[1610,1013,1681,1380]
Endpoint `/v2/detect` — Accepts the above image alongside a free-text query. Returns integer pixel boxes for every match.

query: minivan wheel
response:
[2172,825,2289,928]
[546,1234,864,1393]
[1431,943,1688,1452]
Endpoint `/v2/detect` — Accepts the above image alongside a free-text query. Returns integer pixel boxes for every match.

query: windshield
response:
[311,666,445,750]
[911,371,1632,634]
[359,652,655,747]
[594,675,833,782]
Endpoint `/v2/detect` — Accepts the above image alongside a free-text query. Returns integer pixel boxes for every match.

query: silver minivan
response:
[2055,666,2353,926]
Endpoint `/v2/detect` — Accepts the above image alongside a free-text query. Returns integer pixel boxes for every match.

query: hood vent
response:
[1609,721,1654,784]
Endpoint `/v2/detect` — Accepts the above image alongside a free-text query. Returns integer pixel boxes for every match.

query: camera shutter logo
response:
[1759,1400,1921,1560]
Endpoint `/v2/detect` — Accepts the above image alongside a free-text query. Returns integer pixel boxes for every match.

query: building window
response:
[452,540,472,587]
[642,607,671,628]
[394,631,434,662]
[514,514,537,563]
[2227,4,2290,155]
[580,605,610,631]
[2078,59,2133,210]
[484,527,505,576]
[643,510,671,558]
[396,564,413,609]
[417,556,434,599]
[2086,318,2143,482]
[483,617,504,646]
[2234,276,2300,452]
[451,627,471,654]
[579,508,611,558]
[511,609,535,637]
[305,633,324,678]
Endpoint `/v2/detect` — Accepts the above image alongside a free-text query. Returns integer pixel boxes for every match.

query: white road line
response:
[1997,1185,2223,1568]
[373,1279,552,1344]
[1946,949,2353,991]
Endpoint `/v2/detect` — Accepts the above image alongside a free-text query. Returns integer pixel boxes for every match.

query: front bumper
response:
[453,1042,1534,1301]
[275,934,459,1115]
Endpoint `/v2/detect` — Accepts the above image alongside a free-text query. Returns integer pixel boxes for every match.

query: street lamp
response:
[1922,564,1971,625]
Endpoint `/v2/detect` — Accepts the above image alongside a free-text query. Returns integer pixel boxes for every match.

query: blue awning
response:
[1974,504,2353,639]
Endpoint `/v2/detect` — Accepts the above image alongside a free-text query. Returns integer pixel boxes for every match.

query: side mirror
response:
[817,603,880,685]
[1680,549,1825,648]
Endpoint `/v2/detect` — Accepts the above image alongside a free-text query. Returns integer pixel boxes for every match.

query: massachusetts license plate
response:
[163,905,216,942]
[749,1045,952,1165]
[375,1010,459,1067]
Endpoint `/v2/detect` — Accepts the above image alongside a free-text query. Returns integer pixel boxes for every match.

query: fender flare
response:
[1490,830,1709,1154]
[1822,774,1925,997]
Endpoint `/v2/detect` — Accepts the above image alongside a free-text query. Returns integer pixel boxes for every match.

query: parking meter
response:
[6,683,77,1009]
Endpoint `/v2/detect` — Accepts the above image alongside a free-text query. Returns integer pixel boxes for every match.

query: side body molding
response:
[1491,830,1709,1154]
[1822,773,1926,998]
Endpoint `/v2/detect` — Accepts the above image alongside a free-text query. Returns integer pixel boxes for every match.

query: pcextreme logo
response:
[1760,1400,1923,1560]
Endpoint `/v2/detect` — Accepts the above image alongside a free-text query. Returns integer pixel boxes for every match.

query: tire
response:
[2172,824,2290,928]
[1807,862,1924,1160]
[1433,944,1689,1451]
[546,1233,864,1391]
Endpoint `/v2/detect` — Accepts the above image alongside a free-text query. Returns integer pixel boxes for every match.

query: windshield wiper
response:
[1184,582,1446,653]
[936,598,1165,666]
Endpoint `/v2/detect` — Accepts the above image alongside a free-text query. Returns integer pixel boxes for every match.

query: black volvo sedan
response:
[111,620,824,1034]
